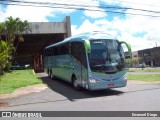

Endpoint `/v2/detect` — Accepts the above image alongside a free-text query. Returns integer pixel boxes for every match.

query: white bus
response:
[44,31,131,90]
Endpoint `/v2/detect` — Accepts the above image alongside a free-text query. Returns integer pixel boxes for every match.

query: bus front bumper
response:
[88,79,127,90]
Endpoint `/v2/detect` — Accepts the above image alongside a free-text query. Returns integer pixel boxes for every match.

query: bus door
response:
[70,42,88,85]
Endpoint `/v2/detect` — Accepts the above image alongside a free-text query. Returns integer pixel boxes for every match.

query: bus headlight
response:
[89,77,100,83]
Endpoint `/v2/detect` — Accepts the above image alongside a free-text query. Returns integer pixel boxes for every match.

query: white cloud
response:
[82,0,107,18]
[71,25,78,35]
[3,5,53,22]
[71,19,101,35]
[0,0,77,22]
[0,0,107,21]
[83,9,107,18]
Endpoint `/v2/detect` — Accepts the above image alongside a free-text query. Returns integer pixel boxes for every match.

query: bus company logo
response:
[1,112,42,117]
[2,112,11,117]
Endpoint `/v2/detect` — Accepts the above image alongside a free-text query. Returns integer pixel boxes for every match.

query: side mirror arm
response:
[120,41,131,53]
[84,40,91,53]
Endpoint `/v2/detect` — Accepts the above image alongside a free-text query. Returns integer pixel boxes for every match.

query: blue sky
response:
[0,0,160,51]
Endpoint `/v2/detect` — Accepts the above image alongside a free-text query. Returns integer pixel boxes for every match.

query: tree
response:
[0,41,13,75]
[0,23,7,75]
[126,58,132,68]
[0,16,29,75]
[126,57,140,68]
[3,16,29,53]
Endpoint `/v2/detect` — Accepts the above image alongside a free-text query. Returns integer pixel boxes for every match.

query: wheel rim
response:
[51,73,53,79]
[50,71,53,79]
[48,71,50,77]
[72,77,80,90]
[74,79,78,88]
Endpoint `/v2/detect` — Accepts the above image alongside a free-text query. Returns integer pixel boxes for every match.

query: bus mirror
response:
[120,41,131,53]
[84,40,91,53]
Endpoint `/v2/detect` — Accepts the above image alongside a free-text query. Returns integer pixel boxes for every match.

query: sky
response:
[0,0,160,51]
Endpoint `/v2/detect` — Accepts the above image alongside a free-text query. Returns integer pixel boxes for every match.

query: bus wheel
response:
[47,69,50,77]
[72,76,80,90]
[50,70,54,80]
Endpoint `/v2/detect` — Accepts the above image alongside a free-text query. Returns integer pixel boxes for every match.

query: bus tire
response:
[50,70,54,80]
[72,76,80,90]
[47,69,50,77]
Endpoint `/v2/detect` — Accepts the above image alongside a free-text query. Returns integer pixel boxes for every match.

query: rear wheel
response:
[47,69,50,77]
[72,76,80,90]
[49,70,54,80]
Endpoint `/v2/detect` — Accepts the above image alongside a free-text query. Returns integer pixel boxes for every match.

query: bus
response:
[44,31,131,90]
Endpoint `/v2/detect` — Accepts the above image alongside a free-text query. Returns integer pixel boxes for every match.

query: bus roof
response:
[45,31,116,49]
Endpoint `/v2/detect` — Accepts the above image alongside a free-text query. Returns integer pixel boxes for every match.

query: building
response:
[132,51,138,59]
[146,47,160,66]
[138,47,160,67]
[14,16,71,72]
[138,48,152,66]
[125,47,160,67]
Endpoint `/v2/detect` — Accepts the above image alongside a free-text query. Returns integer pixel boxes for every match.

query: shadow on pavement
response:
[40,75,124,101]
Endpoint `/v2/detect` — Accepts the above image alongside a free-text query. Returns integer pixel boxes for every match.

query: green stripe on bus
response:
[84,40,91,53]
[120,41,132,53]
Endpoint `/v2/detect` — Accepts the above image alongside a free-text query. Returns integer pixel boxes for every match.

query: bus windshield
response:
[88,39,125,73]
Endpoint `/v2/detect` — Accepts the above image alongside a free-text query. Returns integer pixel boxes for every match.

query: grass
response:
[128,69,160,72]
[127,74,160,82]
[0,69,43,94]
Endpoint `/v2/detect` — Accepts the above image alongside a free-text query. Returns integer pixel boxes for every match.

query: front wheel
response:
[72,76,80,90]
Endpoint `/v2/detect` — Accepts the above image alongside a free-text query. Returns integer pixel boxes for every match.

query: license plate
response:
[108,83,114,87]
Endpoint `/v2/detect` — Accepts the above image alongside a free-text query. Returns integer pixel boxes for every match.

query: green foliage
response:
[0,41,14,75]
[0,41,8,75]
[126,58,132,67]
[126,57,140,68]
[3,16,29,45]
[0,16,29,75]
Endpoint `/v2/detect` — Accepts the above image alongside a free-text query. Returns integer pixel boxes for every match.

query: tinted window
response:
[57,43,69,55]
[71,42,87,68]
[45,43,69,56]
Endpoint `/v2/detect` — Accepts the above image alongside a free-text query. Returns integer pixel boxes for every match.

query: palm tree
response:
[4,16,20,44]
[4,16,29,56]
[0,16,29,73]
[15,20,29,51]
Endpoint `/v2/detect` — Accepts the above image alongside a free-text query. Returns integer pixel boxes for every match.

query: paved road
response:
[1,73,160,119]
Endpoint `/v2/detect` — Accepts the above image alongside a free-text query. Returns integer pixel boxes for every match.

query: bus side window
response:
[48,48,51,56]
[61,43,69,55]
[71,42,87,68]
[44,49,47,56]
[54,46,58,56]
[50,47,53,56]
[53,43,69,56]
